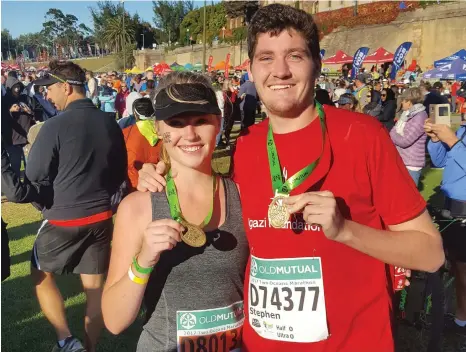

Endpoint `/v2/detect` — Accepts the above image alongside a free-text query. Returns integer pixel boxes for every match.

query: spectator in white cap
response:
[118,91,142,129]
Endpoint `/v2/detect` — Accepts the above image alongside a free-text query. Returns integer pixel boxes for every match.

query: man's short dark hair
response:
[49,60,86,94]
[8,71,18,78]
[247,4,321,74]
[432,81,443,90]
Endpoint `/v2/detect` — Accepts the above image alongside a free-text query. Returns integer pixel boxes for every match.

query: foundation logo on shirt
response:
[179,313,197,330]
[251,258,258,277]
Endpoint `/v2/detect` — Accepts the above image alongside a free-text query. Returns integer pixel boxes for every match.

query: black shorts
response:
[441,218,466,263]
[31,218,113,275]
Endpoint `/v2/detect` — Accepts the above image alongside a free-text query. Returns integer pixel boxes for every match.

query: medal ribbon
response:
[267,101,326,195]
[166,170,216,228]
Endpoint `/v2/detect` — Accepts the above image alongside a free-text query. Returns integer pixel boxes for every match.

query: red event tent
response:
[235,59,250,70]
[322,50,353,64]
[364,47,394,64]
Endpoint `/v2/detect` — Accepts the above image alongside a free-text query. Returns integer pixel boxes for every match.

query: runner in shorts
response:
[102,72,248,351]
[136,4,444,351]
[425,118,466,333]
[27,60,127,352]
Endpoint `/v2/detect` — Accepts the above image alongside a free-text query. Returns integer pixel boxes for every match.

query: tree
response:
[224,0,259,23]
[42,8,92,48]
[115,42,137,70]
[89,1,157,52]
[41,8,92,58]
[180,3,226,46]
[152,1,194,44]
[103,15,135,53]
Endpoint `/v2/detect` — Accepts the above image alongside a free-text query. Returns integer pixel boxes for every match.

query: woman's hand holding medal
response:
[137,219,184,268]
[283,191,347,242]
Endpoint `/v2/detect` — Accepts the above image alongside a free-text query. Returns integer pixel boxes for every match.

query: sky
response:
[1,0,211,38]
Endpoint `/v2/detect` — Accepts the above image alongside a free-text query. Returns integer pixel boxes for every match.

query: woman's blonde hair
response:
[155,71,218,170]
[153,71,215,105]
[400,87,424,105]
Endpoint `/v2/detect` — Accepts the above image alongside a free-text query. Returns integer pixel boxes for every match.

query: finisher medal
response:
[179,220,207,248]
[267,102,327,225]
[166,170,216,248]
[268,195,289,229]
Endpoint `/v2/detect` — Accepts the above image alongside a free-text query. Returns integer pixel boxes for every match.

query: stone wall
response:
[134,1,466,70]
[134,42,248,71]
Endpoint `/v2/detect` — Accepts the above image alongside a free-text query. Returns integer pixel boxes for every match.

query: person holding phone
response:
[424,119,466,334]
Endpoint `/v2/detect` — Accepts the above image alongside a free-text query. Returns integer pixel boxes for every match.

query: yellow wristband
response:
[128,266,149,285]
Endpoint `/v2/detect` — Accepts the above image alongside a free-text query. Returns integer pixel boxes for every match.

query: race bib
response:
[177,301,244,352]
[248,256,329,343]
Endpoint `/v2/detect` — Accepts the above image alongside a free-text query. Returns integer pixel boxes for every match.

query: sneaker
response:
[51,336,87,352]
[445,316,466,336]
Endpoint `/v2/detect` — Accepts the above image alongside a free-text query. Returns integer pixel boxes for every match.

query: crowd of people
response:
[1,3,466,352]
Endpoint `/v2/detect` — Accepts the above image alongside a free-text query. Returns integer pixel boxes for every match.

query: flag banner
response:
[208,55,213,73]
[225,53,231,78]
[390,42,412,80]
[351,47,370,79]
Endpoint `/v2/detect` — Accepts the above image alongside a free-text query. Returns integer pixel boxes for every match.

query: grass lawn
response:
[0,118,457,351]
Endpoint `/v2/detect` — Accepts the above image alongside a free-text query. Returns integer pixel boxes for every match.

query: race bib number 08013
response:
[177,301,244,352]
[248,256,329,343]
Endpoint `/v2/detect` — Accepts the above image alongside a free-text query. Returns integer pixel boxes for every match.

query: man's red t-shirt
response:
[233,106,426,352]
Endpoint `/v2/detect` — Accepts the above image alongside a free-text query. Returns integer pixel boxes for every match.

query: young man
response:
[137,4,444,351]
[28,60,127,352]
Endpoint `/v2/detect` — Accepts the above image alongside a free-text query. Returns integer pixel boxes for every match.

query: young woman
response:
[102,71,248,351]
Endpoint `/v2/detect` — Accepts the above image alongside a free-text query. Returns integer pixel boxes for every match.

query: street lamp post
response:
[202,0,206,73]
[186,28,190,47]
[141,33,145,50]
[122,0,126,71]
[7,34,11,60]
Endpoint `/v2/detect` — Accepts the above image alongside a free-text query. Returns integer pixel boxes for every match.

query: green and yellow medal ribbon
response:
[166,170,216,228]
[267,101,326,196]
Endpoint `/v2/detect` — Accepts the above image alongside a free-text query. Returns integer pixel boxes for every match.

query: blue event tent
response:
[423,58,466,80]
[434,49,466,68]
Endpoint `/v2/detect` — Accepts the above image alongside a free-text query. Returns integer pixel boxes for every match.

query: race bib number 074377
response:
[248,256,329,343]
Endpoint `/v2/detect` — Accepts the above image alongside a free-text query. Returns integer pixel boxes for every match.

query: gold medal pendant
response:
[268,195,289,229]
[180,219,207,248]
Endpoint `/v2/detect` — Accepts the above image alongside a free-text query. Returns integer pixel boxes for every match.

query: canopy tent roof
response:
[434,49,466,68]
[423,58,466,80]
[184,63,193,70]
[193,62,205,69]
[154,62,171,75]
[235,59,250,70]
[172,65,186,71]
[213,60,233,71]
[170,62,182,68]
[322,50,353,64]
[364,47,394,64]
[129,66,143,74]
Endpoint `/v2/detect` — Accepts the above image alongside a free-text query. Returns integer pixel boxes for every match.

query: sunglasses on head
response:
[381,94,387,97]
